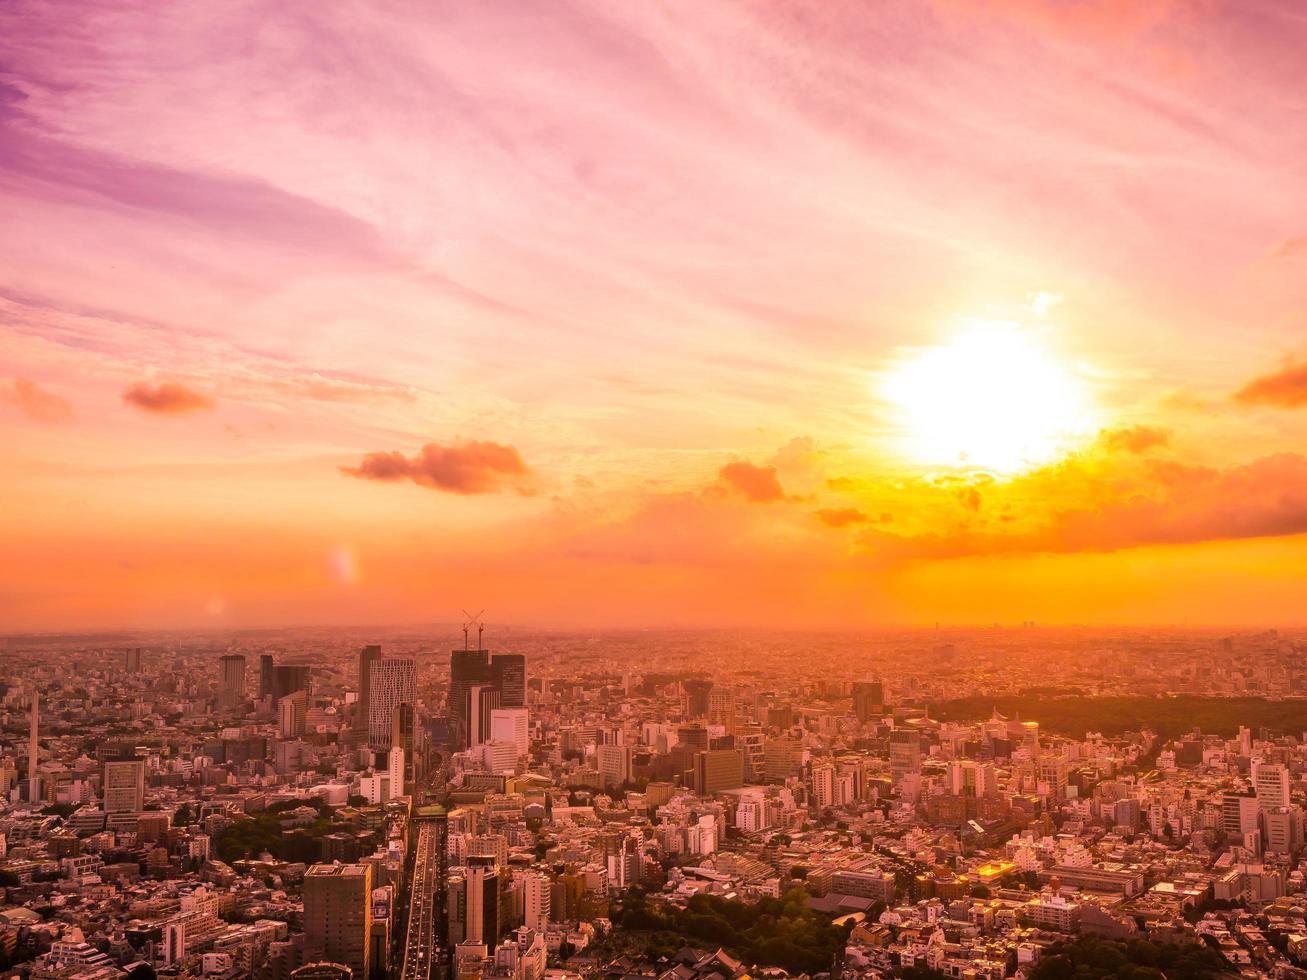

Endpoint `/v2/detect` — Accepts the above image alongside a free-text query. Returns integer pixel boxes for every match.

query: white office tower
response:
[481,741,517,775]
[490,707,529,758]
[103,760,145,814]
[523,872,551,932]
[388,746,405,798]
[368,658,416,751]
[1254,762,1291,810]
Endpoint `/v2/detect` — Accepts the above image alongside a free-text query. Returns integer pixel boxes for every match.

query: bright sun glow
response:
[882,320,1097,474]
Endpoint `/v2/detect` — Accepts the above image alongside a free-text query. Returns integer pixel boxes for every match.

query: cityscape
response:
[6,1,1307,979]
[1,628,1307,980]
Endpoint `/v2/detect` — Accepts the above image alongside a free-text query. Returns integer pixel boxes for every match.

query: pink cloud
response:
[2,377,73,422]
[342,441,533,495]
[122,381,215,414]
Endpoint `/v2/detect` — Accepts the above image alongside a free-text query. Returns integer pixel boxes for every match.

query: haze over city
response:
[5,2,1307,631]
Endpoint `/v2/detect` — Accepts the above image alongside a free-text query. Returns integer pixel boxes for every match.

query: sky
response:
[3,0,1307,631]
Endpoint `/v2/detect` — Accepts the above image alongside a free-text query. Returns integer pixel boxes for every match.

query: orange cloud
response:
[3,377,73,422]
[1099,424,1171,453]
[122,381,215,414]
[862,453,1307,561]
[342,440,533,495]
[1235,360,1307,408]
[816,507,869,528]
[718,461,785,503]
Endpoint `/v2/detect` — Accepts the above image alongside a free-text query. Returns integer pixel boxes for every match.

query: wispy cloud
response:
[2,377,73,422]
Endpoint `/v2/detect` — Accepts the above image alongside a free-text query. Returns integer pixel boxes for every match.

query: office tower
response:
[27,689,39,803]
[368,658,416,751]
[260,654,276,698]
[450,648,491,751]
[273,664,312,701]
[464,856,500,945]
[163,921,185,965]
[852,680,884,723]
[596,744,633,787]
[124,648,143,673]
[103,759,145,814]
[490,653,526,708]
[889,730,923,782]
[1037,754,1070,802]
[279,691,308,739]
[684,679,713,717]
[219,654,246,709]
[763,736,804,782]
[523,872,551,932]
[811,762,835,808]
[473,685,501,747]
[1255,762,1291,810]
[695,749,745,795]
[304,863,373,980]
[387,745,405,798]
[391,702,417,789]
[677,725,709,753]
[489,707,529,758]
[1223,794,1261,837]
[447,873,467,946]
[357,644,382,735]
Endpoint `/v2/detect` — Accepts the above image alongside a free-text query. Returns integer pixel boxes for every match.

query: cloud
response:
[1234,360,1307,408]
[2,378,73,422]
[862,453,1307,561]
[1099,424,1171,453]
[342,440,533,495]
[816,507,868,528]
[122,381,215,414]
[718,461,785,503]
[1271,236,1307,260]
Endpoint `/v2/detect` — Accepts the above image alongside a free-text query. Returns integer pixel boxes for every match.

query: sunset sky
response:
[4,1,1307,631]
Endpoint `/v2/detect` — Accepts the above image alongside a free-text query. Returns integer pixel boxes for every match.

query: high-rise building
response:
[889,730,922,783]
[490,707,529,758]
[464,856,500,945]
[103,759,145,814]
[450,649,491,751]
[279,691,308,739]
[852,680,884,723]
[1255,762,1291,811]
[694,749,744,795]
[273,664,312,702]
[368,659,416,752]
[523,872,552,932]
[27,689,40,803]
[304,863,373,980]
[219,655,246,709]
[596,744,633,787]
[260,654,276,699]
[123,648,143,673]
[491,654,526,708]
[357,644,382,735]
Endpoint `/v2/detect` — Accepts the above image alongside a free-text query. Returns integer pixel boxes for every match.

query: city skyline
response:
[4,3,1307,631]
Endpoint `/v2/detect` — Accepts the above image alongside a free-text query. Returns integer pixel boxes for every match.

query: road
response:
[400,796,448,980]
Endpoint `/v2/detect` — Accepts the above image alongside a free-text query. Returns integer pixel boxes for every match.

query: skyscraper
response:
[260,654,276,699]
[304,863,373,980]
[450,648,491,751]
[368,658,416,751]
[357,644,382,736]
[219,655,246,709]
[104,759,145,814]
[27,689,40,804]
[490,653,526,708]
[852,680,885,723]
[463,855,500,945]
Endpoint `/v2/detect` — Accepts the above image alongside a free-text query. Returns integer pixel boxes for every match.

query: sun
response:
[881,320,1097,474]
